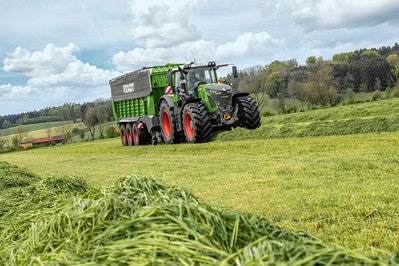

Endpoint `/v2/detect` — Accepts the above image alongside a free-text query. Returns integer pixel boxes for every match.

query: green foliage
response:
[332,52,356,62]
[372,90,382,101]
[360,49,380,57]
[79,129,86,139]
[261,110,274,117]
[0,162,396,264]
[105,126,118,138]
[265,72,285,98]
[306,56,316,65]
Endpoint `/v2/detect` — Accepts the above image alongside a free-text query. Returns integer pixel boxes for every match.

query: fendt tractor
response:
[109,62,261,146]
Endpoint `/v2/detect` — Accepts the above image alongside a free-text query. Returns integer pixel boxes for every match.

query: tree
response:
[16,125,29,143]
[0,132,7,151]
[306,62,337,106]
[265,72,285,98]
[238,70,267,110]
[46,123,52,140]
[84,107,99,140]
[2,120,12,129]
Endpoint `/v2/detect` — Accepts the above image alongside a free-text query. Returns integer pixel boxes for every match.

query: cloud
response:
[129,0,207,48]
[113,32,283,71]
[1,43,121,114]
[3,43,120,89]
[277,0,399,32]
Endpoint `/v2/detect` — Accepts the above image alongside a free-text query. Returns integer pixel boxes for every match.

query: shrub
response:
[393,88,399,98]
[385,87,394,98]
[372,90,382,101]
[286,105,297,114]
[72,127,80,135]
[79,129,86,139]
[310,105,319,110]
[105,126,118,138]
[261,110,274,117]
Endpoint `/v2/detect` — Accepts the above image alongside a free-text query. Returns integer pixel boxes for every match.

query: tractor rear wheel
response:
[126,123,134,146]
[182,102,211,143]
[133,123,150,146]
[119,124,128,146]
[160,101,181,144]
[236,96,261,129]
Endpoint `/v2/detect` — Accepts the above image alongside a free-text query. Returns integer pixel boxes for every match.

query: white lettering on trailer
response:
[123,83,135,94]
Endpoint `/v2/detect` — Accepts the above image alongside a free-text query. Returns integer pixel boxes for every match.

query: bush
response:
[286,105,297,114]
[385,87,394,98]
[105,126,118,138]
[393,88,399,98]
[310,105,319,110]
[79,129,86,139]
[261,110,274,117]
[72,127,80,135]
[372,90,382,101]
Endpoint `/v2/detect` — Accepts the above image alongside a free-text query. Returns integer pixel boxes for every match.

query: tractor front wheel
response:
[236,96,261,129]
[182,102,211,143]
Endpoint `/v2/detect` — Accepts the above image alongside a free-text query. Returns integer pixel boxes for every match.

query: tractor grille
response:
[205,84,232,110]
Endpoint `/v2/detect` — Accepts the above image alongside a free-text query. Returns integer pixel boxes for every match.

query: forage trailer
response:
[109,62,260,145]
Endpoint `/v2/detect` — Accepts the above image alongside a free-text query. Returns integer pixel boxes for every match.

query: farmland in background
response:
[0,120,74,136]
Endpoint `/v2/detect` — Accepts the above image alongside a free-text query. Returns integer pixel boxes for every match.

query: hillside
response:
[216,98,399,141]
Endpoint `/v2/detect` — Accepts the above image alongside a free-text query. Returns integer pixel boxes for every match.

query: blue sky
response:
[1,0,399,115]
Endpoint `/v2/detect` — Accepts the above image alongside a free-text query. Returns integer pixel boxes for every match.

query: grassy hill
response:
[0,121,74,136]
[216,98,399,141]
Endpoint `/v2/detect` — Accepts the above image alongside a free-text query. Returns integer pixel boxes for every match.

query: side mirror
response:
[167,74,173,86]
[232,66,238,79]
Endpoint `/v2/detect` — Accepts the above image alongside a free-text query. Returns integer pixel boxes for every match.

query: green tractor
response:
[109,62,260,145]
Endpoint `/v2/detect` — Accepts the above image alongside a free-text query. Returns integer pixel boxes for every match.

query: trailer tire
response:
[126,123,134,146]
[133,123,151,146]
[236,96,261,129]
[160,101,180,144]
[182,102,211,143]
[119,124,128,146]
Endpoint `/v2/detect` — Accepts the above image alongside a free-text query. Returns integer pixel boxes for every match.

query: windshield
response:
[186,67,217,96]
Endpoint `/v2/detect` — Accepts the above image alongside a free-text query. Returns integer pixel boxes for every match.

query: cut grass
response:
[1,132,399,256]
[0,162,396,264]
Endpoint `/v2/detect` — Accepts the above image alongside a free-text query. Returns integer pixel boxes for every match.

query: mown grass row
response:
[215,98,399,141]
[1,161,397,264]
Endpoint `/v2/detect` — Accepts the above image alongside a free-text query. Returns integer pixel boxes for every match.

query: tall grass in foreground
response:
[1,162,397,264]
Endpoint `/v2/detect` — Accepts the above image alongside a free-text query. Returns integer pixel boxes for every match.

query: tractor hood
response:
[205,84,233,110]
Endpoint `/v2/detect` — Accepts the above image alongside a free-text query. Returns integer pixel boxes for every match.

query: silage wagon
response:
[109,62,260,145]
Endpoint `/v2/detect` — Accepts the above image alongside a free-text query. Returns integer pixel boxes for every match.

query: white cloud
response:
[113,32,283,71]
[1,43,121,114]
[277,0,399,32]
[129,0,207,48]
[3,43,120,89]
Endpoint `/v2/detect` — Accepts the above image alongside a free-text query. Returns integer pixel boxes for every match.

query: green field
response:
[2,132,399,256]
[2,99,399,258]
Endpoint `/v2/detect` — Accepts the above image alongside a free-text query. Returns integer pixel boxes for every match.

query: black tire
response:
[126,123,134,146]
[119,124,128,146]
[236,96,261,129]
[133,123,151,146]
[159,101,181,144]
[182,102,212,143]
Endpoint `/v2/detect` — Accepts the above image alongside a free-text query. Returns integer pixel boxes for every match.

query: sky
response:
[1,0,399,115]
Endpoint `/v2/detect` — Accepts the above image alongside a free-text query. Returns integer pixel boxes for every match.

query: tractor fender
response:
[159,95,176,110]
[232,93,250,103]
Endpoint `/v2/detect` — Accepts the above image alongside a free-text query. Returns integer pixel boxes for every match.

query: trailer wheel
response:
[182,102,211,143]
[133,123,150,146]
[119,124,128,146]
[236,96,261,129]
[160,101,180,144]
[126,123,134,146]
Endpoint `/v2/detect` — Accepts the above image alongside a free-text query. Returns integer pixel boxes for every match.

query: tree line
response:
[228,43,399,111]
[0,99,114,130]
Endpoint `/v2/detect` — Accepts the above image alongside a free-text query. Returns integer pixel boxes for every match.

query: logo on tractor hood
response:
[123,83,135,94]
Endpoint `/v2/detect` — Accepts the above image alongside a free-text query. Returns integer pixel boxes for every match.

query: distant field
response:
[0,121,74,136]
[1,132,399,256]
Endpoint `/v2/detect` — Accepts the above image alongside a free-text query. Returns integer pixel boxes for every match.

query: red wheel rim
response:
[134,127,138,143]
[162,111,171,138]
[127,127,132,142]
[121,128,126,143]
[184,112,194,139]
